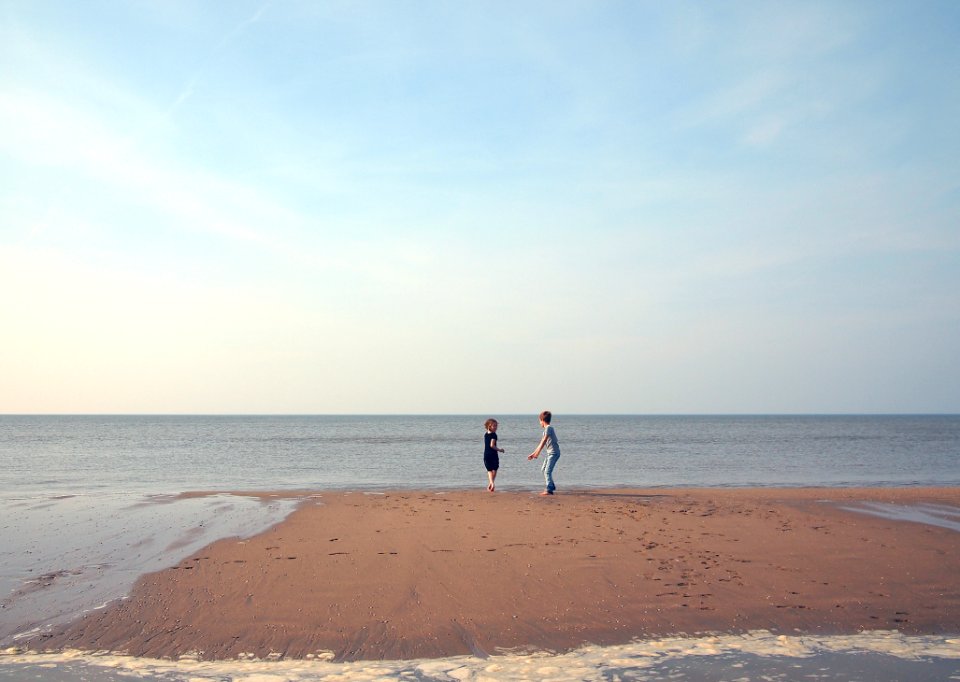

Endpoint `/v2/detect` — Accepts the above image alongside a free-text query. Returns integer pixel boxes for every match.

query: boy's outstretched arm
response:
[528,433,549,460]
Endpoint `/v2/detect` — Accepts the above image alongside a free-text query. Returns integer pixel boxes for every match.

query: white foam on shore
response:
[3,631,959,681]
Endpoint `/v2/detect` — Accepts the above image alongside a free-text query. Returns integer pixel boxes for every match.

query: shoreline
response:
[16,486,960,662]
[4,631,960,681]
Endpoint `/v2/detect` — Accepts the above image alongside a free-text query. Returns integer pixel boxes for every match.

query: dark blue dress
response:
[483,431,500,472]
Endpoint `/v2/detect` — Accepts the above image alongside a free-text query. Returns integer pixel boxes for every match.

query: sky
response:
[1,1,958,415]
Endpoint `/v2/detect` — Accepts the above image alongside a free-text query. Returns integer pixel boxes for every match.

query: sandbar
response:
[23,487,960,661]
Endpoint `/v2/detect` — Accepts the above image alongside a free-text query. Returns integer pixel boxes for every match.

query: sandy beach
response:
[23,487,960,662]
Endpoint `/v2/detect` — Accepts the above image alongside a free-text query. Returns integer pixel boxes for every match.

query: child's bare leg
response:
[487,470,495,491]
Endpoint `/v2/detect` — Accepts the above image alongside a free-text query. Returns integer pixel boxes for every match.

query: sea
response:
[1,414,959,681]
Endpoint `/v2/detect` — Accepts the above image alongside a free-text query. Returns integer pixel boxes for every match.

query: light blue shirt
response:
[543,425,560,457]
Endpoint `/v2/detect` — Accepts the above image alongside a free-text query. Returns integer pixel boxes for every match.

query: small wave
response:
[2,631,959,681]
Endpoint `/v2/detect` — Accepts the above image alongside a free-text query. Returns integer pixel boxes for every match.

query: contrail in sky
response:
[170,3,271,114]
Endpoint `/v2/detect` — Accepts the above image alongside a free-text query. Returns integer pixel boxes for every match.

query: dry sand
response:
[26,487,960,661]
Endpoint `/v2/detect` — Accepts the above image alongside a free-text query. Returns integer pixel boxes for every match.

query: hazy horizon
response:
[3,412,958,418]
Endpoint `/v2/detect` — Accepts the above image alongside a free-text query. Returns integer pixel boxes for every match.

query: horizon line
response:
[3,412,959,418]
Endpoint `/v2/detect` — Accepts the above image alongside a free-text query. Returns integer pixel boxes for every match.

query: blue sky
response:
[1,1,958,414]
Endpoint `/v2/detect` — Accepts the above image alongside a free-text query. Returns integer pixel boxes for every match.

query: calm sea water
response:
[1,414,959,495]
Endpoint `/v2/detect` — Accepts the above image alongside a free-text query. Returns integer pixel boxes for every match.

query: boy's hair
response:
[484,418,498,430]
[539,410,552,424]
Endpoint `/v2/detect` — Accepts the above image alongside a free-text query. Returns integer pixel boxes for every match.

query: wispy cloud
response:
[170,3,271,113]
[0,88,289,251]
[168,75,199,115]
[213,1,271,51]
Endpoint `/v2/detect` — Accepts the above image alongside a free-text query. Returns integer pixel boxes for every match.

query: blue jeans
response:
[541,452,560,493]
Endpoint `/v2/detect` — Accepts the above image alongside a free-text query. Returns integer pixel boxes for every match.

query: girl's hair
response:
[539,410,552,424]
[484,418,498,430]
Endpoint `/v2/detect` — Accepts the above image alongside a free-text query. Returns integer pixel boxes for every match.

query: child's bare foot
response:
[539,490,553,496]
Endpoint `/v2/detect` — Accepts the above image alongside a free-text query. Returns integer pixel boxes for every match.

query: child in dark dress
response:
[483,418,505,492]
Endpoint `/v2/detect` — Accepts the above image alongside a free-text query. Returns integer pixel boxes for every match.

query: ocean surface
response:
[2,414,959,681]
[3,414,960,496]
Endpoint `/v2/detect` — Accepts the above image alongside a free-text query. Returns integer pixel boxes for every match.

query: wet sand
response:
[23,487,960,662]
[0,493,299,645]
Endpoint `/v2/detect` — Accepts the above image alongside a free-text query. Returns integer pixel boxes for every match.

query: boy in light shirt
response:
[527,410,560,495]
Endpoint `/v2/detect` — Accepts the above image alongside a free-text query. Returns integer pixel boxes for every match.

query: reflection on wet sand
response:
[0,493,299,644]
[841,502,960,532]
